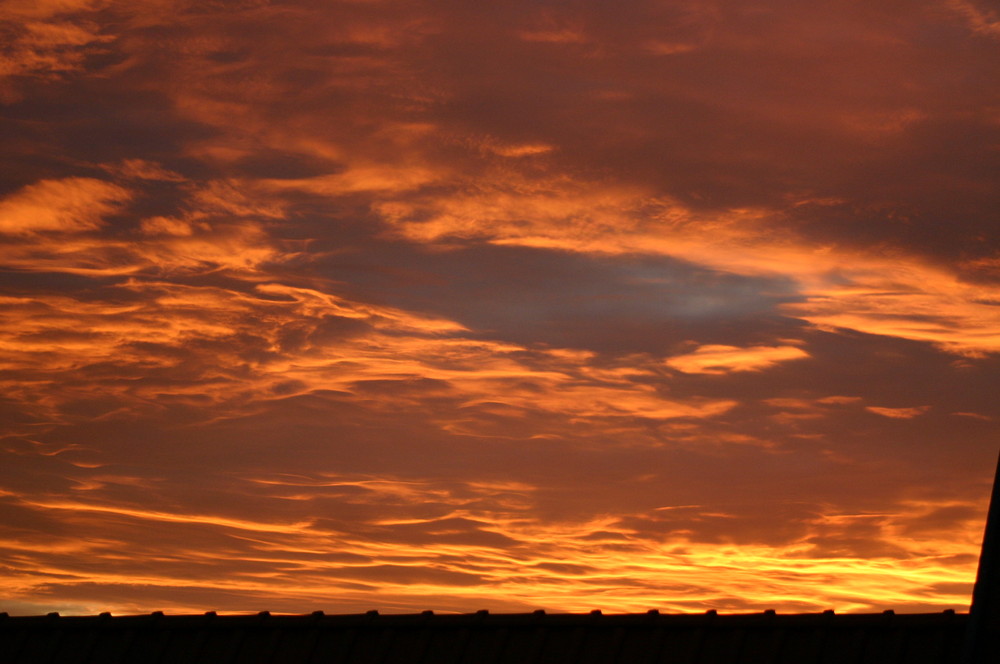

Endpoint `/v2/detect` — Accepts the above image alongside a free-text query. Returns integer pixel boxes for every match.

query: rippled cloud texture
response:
[2,0,999,616]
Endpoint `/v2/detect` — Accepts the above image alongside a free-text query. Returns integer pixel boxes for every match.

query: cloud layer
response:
[1,0,998,615]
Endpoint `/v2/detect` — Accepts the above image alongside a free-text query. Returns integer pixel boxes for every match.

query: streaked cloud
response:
[0,0,112,101]
[666,344,809,375]
[865,406,932,419]
[0,473,983,615]
[947,0,1000,37]
[0,178,130,235]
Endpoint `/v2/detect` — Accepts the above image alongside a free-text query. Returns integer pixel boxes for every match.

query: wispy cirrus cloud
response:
[946,0,1000,38]
[865,406,931,419]
[0,274,739,436]
[0,177,130,235]
[0,473,983,615]
[666,344,809,375]
[0,172,292,276]
[0,0,113,101]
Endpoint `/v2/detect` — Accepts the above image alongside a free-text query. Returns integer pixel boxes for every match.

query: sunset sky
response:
[2,0,999,616]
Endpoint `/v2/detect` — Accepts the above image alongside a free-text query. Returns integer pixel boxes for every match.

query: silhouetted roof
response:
[0,609,966,664]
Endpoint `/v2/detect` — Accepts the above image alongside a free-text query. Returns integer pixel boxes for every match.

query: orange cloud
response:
[0,178,130,235]
[0,175,293,276]
[665,344,809,374]
[259,164,441,196]
[108,159,186,182]
[947,0,1000,37]
[518,27,588,45]
[26,499,316,535]
[0,0,112,100]
[865,406,931,419]
[643,39,698,55]
[785,265,1000,356]
[371,173,1000,356]
[0,274,740,438]
[0,0,107,19]
[0,481,982,615]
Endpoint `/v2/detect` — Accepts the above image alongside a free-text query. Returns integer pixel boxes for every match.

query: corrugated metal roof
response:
[0,609,966,664]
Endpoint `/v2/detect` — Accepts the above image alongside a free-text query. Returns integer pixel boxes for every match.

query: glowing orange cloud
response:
[865,406,931,419]
[0,178,130,235]
[0,476,984,616]
[665,345,809,374]
[369,173,1000,357]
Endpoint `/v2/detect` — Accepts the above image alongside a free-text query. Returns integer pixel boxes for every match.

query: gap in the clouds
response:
[307,241,805,355]
[0,80,218,191]
[0,270,109,291]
